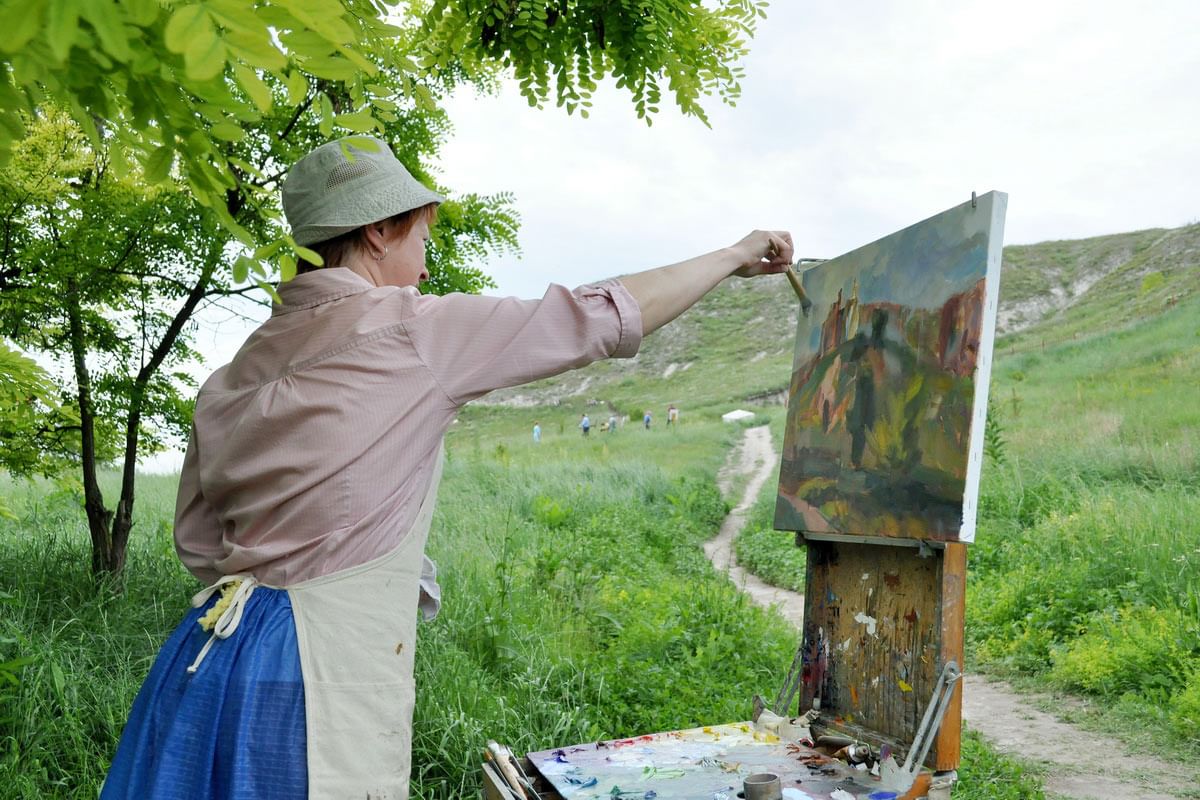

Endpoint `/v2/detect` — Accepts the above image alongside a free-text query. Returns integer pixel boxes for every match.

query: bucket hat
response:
[282,136,445,247]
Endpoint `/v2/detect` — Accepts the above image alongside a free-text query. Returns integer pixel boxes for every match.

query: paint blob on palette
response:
[775,193,1007,543]
[526,722,898,799]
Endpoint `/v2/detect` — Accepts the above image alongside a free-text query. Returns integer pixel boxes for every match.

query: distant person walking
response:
[608,413,618,433]
[532,421,541,443]
[580,414,591,436]
[667,405,679,428]
[643,410,652,430]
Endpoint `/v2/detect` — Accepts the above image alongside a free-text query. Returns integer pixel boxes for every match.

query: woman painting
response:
[101,135,793,799]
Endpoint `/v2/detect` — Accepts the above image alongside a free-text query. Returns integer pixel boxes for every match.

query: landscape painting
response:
[775,192,1007,542]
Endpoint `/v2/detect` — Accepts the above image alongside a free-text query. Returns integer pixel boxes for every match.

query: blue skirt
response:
[101,587,307,799]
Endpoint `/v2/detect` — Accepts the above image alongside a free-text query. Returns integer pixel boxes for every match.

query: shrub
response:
[1170,667,1200,742]
[1050,605,1200,700]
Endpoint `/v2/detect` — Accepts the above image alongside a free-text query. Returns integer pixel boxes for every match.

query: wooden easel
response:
[792,535,966,774]
[775,192,1007,792]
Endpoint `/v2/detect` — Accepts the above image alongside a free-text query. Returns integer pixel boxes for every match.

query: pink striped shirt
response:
[174,268,642,586]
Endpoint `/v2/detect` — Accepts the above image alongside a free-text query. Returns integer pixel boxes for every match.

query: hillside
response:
[472,221,1200,418]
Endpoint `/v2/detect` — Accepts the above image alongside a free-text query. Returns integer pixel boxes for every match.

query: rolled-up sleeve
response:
[405,280,642,406]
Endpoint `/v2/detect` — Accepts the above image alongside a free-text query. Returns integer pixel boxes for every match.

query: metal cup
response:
[743,772,783,800]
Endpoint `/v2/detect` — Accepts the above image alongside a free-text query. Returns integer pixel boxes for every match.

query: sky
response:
[165,0,1198,471]
[430,0,1198,300]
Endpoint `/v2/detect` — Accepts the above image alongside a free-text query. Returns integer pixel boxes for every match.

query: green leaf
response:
[124,0,158,27]
[0,0,46,54]
[184,28,226,81]
[209,121,244,141]
[232,255,252,284]
[207,0,263,33]
[233,64,272,112]
[284,70,308,104]
[292,245,321,266]
[278,0,354,44]
[253,240,285,260]
[164,5,206,54]
[224,30,288,70]
[108,143,131,178]
[80,2,133,62]
[333,109,377,133]
[46,0,80,63]
[255,279,282,304]
[144,144,174,182]
[50,661,65,699]
[280,253,297,282]
[302,55,357,81]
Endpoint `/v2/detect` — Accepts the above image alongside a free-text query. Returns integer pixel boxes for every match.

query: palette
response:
[523,722,912,799]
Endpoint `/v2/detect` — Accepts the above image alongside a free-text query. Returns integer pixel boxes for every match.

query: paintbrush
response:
[784,259,827,316]
[486,741,528,799]
[786,264,814,316]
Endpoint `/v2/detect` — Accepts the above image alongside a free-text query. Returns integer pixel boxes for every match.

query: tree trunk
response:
[65,277,117,576]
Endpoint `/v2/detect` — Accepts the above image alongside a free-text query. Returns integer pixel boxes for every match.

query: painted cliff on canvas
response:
[775,192,1007,542]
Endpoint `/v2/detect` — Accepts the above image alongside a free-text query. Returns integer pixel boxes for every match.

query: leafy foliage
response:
[0,342,75,488]
[0,0,765,276]
[735,474,806,593]
[1050,605,1200,700]
[418,0,766,123]
[0,110,248,572]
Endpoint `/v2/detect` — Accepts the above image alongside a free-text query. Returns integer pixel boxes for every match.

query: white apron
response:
[289,447,445,799]
[190,447,446,799]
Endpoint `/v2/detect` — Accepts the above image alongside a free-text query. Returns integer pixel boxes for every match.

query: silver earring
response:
[374,246,389,262]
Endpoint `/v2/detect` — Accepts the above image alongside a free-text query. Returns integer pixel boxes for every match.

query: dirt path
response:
[706,426,1199,800]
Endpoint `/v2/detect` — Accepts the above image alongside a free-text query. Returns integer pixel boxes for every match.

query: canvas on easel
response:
[776,192,1007,543]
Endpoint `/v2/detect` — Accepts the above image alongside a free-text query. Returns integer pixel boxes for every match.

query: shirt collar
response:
[272,268,377,316]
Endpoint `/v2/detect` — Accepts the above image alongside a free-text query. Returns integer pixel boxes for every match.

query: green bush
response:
[969,485,1200,674]
[733,475,806,592]
[1050,605,1200,699]
[1170,668,1200,742]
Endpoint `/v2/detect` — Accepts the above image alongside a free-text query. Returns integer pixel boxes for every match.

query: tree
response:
[0,0,764,269]
[0,342,73,519]
[0,0,768,576]
[1,112,246,573]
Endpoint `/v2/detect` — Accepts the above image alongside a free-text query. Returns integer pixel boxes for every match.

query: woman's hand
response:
[731,230,795,278]
[618,228,796,336]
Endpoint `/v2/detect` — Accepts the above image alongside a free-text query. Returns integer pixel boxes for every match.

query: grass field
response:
[0,414,1046,799]
[6,225,1198,797]
[967,295,1200,756]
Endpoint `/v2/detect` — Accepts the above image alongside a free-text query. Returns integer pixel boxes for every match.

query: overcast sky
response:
[431,0,1199,299]
[166,0,1197,470]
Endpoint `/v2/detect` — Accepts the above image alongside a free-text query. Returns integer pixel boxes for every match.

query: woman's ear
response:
[362,222,389,259]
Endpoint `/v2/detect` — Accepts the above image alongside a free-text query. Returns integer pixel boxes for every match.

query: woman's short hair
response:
[298,203,439,274]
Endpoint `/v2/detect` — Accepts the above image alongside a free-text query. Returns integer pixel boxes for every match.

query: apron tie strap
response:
[187,575,259,675]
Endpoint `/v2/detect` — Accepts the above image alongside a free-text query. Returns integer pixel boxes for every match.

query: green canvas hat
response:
[282,136,444,247]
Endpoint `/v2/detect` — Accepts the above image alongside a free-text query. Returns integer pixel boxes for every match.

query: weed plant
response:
[412,448,797,796]
[969,297,1200,756]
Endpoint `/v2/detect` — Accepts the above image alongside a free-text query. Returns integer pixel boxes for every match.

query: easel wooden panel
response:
[798,540,965,770]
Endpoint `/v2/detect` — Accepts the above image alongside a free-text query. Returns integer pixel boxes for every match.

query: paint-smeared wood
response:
[934,542,967,771]
[801,540,954,768]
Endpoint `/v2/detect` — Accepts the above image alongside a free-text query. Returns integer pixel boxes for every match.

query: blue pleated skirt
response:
[101,587,307,799]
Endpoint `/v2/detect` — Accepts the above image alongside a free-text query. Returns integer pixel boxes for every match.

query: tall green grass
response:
[0,415,1046,798]
[0,475,189,798]
[969,297,1200,754]
[0,425,801,798]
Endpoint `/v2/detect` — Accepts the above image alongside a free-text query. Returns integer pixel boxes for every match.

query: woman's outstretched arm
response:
[618,229,794,336]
